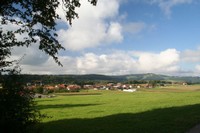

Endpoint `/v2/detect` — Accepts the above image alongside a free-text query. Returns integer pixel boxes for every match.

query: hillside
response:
[124,73,200,83]
[18,73,200,84]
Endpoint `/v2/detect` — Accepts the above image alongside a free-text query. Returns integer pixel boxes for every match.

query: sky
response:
[8,0,200,76]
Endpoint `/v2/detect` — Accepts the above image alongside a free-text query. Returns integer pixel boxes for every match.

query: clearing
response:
[36,85,200,133]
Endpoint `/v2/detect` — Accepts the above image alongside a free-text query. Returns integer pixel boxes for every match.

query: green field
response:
[36,86,200,133]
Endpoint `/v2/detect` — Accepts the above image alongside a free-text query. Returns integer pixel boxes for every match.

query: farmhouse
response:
[113,83,122,89]
[83,85,94,89]
[44,85,55,90]
[182,82,188,86]
[67,84,81,92]
[57,84,67,89]
[33,80,43,86]
[26,85,37,90]
[136,84,152,88]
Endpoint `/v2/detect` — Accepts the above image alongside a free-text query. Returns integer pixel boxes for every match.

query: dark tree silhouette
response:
[0,0,97,132]
[0,0,97,67]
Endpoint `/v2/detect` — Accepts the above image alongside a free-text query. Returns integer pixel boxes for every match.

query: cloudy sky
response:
[9,0,200,76]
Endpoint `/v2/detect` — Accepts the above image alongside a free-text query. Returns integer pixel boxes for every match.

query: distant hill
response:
[123,73,200,83]
[18,73,200,84]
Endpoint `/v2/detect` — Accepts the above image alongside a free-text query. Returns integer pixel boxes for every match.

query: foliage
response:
[12,74,200,85]
[54,89,68,93]
[0,1,98,132]
[148,80,157,88]
[34,86,44,94]
[0,68,42,133]
[0,0,97,68]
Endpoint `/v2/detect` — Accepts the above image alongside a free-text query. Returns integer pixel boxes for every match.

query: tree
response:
[149,80,157,88]
[0,0,97,132]
[0,0,97,68]
[0,65,42,133]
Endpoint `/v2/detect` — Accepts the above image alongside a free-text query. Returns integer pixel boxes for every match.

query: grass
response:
[35,85,200,133]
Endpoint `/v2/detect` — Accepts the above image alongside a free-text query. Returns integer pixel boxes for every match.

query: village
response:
[26,80,188,95]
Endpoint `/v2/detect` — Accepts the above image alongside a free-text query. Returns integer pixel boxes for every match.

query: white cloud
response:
[20,56,77,74]
[16,49,182,75]
[195,65,200,73]
[76,51,137,74]
[150,0,193,17]
[57,0,123,51]
[11,45,200,76]
[133,49,180,73]
[4,0,199,76]
[11,45,49,66]
[1,20,50,66]
[181,48,200,62]
[106,22,123,43]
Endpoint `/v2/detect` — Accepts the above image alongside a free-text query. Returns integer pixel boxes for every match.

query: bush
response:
[0,70,42,133]
[54,89,68,93]
[46,89,54,94]
[34,87,44,94]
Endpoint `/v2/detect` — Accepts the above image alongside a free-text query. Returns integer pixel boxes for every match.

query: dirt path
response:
[186,124,200,133]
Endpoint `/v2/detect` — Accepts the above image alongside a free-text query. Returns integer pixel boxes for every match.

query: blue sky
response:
[119,0,200,51]
[9,0,200,76]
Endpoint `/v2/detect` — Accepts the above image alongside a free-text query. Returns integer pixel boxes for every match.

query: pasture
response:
[36,85,200,133]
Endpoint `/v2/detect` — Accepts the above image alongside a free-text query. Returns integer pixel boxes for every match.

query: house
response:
[57,84,67,89]
[175,82,188,86]
[83,85,94,89]
[136,84,149,88]
[33,80,43,86]
[121,84,133,89]
[113,83,122,89]
[44,85,55,90]
[182,82,188,86]
[26,85,37,90]
[26,82,32,86]
[67,84,81,92]
[107,83,114,87]
[93,85,101,90]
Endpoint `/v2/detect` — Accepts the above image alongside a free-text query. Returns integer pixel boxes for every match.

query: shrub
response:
[34,87,44,94]
[0,70,42,133]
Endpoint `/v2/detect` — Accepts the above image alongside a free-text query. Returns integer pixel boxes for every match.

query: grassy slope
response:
[36,86,200,133]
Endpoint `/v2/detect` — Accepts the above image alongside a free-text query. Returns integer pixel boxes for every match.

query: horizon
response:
[17,73,200,78]
[8,0,200,76]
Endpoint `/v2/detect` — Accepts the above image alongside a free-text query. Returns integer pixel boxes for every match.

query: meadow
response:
[36,85,200,133]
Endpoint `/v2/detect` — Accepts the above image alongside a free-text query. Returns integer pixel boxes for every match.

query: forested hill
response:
[18,73,200,84]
